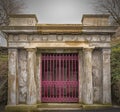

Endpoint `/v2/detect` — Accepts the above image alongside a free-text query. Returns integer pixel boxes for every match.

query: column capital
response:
[102,48,111,54]
[8,48,18,51]
[26,48,37,52]
[83,46,95,52]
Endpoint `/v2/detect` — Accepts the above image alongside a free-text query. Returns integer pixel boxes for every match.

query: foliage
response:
[0,48,8,112]
[0,0,24,25]
[111,43,120,105]
[111,43,120,83]
[94,0,120,25]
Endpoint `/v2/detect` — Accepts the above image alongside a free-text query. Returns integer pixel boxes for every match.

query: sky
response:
[22,0,95,24]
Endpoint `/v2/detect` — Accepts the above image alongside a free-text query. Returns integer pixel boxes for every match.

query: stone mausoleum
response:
[0,14,117,111]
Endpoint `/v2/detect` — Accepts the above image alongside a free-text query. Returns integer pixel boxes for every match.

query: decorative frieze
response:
[41,36,48,41]
[20,35,28,41]
[56,35,63,41]
[8,35,111,43]
[13,35,19,42]
[85,36,92,41]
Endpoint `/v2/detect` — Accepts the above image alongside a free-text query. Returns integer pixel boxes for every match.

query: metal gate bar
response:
[41,53,79,102]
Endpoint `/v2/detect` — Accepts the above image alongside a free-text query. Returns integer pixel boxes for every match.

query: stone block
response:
[9,14,38,26]
[82,14,109,26]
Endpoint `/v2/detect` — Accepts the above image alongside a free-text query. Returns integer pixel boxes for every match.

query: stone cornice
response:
[0,25,117,35]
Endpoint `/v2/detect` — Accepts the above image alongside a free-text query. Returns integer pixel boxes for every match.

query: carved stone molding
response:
[56,35,63,41]
[85,36,92,41]
[41,36,48,41]
[28,35,33,42]
[27,19,34,26]
[9,35,14,41]
[9,35,110,44]
[70,36,78,41]
[100,36,106,42]
[26,48,37,52]
[13,35,19,42]
[20,35,28,42]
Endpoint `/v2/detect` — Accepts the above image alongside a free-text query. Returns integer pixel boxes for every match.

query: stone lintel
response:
[26,48,37,52]
[83,46,95,51]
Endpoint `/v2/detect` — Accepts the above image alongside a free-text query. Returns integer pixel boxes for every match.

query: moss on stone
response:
[5,105,37,112]
[82,104,112,110]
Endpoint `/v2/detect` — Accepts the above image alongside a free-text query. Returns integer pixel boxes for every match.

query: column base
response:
[82,104,112,110]
[5,104,37,112]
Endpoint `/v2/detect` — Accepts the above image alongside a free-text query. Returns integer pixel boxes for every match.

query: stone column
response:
[78,50,84,103]
[83,47,94,104]
[102,48,111,104]
[36,52,42,103]
[8,48,18,105]
[27,48,37,105]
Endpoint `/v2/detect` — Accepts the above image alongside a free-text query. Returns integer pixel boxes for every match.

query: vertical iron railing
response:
[41,53,79,102]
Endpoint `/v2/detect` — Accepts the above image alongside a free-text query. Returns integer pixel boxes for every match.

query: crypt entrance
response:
[1,14,116,111]
[41,53,79,102]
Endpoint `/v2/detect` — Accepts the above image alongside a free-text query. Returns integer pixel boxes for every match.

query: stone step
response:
[37,103,82,109]
[37,107,82,111]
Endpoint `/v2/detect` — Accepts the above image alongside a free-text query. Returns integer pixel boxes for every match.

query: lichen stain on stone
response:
[9,75,16,93]
[65,41,88,46]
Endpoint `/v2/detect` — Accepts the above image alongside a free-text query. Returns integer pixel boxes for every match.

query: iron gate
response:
[41,53,79,102]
